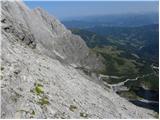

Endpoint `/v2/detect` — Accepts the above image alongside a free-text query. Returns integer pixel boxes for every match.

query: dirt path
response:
[99,73,153,92]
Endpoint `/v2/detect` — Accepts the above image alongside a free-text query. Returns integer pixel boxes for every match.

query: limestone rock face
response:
[1,0,105,71]
[1,0,155,119]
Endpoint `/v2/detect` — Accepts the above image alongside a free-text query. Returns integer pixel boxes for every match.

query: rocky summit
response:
[0,0,156,119]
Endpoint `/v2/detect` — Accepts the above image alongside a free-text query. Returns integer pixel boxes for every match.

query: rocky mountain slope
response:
[0,0,156,118]
[1,0,105,71]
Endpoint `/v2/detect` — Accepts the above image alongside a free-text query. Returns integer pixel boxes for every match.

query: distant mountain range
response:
[62,13,158,28]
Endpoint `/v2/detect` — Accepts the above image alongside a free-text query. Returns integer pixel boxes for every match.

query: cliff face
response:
[1,0,155,119]
[1,0,105,71]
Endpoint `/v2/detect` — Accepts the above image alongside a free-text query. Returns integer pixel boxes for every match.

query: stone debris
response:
[1,0,156,119]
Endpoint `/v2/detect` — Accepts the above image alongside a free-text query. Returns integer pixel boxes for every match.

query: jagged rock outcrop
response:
[1,16,36,49]
[1,0,156,119]
[1,0,105,71]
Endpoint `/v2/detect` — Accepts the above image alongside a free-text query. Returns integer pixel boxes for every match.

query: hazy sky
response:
[25,1,159,20]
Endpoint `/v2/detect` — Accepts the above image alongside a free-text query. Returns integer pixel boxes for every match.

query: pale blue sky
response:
[25,1,159,20]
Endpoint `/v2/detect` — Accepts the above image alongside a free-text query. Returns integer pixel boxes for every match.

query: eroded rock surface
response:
[1,0,156,118]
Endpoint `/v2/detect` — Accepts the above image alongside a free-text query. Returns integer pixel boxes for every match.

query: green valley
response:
[70,25,159,112]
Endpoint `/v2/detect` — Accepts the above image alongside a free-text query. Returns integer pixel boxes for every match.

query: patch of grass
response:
[69,105,77,112]
[1,66,4,71]
[17,109,35,116]
[117,90,142,100]
[17,109,30,114]
[38,97,49,105]
[92,46,139,77]
[80,112,88,118]
[125,74,159,91]
[116,90,140,100]
[34,83,44,95]
[31,110,35,115]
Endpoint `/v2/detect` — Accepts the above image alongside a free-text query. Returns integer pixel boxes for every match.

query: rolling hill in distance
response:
[71,24,159,64]
[62,12,158,28]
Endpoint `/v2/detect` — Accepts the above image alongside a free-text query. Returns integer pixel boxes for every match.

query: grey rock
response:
[1,0,105,71]
[1,0,156,119]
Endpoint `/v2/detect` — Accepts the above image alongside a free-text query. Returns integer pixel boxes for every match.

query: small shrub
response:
[38,97,49,105]
[69,105,77,112]
[31,110,35,115]
[34,83,44,95]
[1,66,4,71]
[80,112,88,118]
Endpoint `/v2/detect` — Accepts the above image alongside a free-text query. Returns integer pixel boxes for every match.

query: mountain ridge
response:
[62,12,158,28]
[1,0,156,118]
